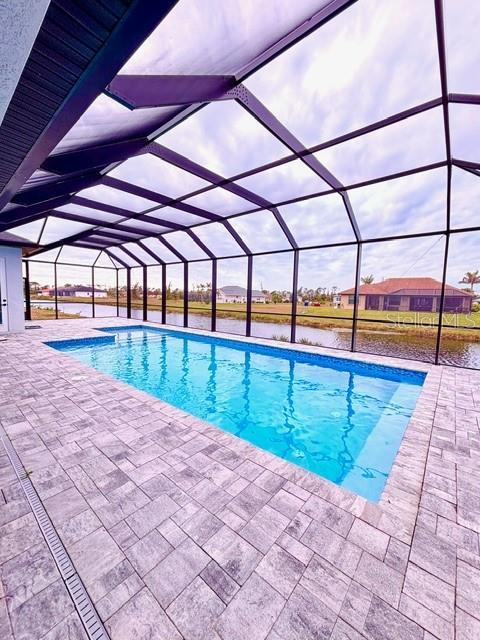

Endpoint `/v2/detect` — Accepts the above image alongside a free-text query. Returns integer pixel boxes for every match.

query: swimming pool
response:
[47,326,425,501]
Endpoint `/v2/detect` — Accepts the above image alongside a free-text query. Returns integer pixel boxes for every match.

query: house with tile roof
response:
[340,277,473,313]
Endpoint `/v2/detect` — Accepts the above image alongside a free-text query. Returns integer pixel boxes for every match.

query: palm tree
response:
[361,274,375,284]
[459,271,480,293]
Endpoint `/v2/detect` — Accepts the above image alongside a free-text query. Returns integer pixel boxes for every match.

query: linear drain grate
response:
[1,436,109,640]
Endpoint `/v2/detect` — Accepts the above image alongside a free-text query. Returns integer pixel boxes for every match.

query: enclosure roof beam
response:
[233,86,361,241]
[102,175,222,221]
[27,226,100,257]
[157,235,186,263]
[118,245,147,266]
[0,196,71,229]
[0,1,178,210]
[92,229,146,242]
[137,240,165,265]
[42,138,149,176]
[185,229,216,259]
[11,174,103,207]
[104,249,129,269]
[448,93,480,105]
[105,74,237,108]
[48,211,161,238]
[147,142,273,209]
[222,220,251,255]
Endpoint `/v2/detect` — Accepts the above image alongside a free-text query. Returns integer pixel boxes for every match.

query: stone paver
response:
[216,573,285,640]
[0,318,479,640]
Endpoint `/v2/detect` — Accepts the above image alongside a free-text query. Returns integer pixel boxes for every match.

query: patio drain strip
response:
[1,435,109,640]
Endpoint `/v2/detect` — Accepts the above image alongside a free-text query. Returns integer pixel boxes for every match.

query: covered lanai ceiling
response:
[0,0,479,269]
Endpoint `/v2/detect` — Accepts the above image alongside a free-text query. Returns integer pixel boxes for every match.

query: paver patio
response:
[0,318,479,640]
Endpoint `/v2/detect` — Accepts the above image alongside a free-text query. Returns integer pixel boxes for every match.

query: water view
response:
[31,301,480,369]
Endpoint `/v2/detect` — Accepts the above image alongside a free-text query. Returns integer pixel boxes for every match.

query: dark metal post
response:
[24,260,32,321]
[126,268,132,319]
[116,269,119,316]
[54,262,58,320]
[211,259,217,332]
[351,243,362,351]
[435,234,450,365]
[142,266,148,321]
[183,262,188,328]
[91,266,95,318]
[161,264,167,324]
[290,250,299,343]
[246,255,253,337]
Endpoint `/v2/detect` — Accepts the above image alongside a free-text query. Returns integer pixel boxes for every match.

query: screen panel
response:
[182,187,254,216]
[251,252,293,340]
[296,246,356,349]
[146,265,163,323]
[439,231,480,368]
[246,0,441,146]
[348,168,447,239]
[165,263,185,326]
[355,235,446,363]
[158,100,290,178]
[188,261,213,330]
[314,107,446,185]
[55,264,94,318]
[279,193,355,248]
[93,267,118,317]
[445,0,480,94]
[228,211,291,253]
[191,222,245,258]
[109,153,211,199]
[216,257,248,336]
[235,158,329,204]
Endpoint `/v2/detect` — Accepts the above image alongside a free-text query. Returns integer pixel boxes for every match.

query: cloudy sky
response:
[21,0,480,293]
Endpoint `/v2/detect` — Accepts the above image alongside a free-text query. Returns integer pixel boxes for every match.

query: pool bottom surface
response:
[47,326,425,502]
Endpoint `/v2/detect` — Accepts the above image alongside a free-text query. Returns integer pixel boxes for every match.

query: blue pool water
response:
[47,326,425,501]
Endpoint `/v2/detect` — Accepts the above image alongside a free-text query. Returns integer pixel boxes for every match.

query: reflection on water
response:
[32,301,480,369]
[54,327,424,501]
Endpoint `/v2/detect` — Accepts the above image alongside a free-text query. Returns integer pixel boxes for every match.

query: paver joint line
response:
[0,318,478,640]
[1,433,111,640]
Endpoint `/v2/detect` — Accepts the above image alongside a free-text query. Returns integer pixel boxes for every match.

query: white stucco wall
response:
[0,246,24,332]
[0,1,50,127]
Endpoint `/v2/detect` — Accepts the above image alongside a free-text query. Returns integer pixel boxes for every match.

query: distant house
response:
[40,286,108,298]
[217,286,267,303]
[340,277,473,313]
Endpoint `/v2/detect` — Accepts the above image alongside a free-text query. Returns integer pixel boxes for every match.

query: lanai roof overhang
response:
[0,0,479,271]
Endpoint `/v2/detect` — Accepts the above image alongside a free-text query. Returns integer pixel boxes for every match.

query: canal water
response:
[32,301,480,369]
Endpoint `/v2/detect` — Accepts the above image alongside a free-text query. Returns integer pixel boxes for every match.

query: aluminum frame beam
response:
[0,1,179,210]
[105,74,237,108]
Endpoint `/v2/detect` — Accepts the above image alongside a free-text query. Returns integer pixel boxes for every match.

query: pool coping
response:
[40,317,439,540]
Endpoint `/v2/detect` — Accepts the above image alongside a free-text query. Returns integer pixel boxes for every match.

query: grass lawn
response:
[31,307,81,320]
[31,296,480,340]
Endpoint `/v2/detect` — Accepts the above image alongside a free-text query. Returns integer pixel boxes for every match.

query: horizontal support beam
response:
[12,173,102,206]
[49,211,151,237]
[448,93,480,105]
[92,229,145,242]
[102,175,222,221]
[0,195,70,228]
[148,142,273,209]
[105,74,236,108]
[42,138,149,175]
